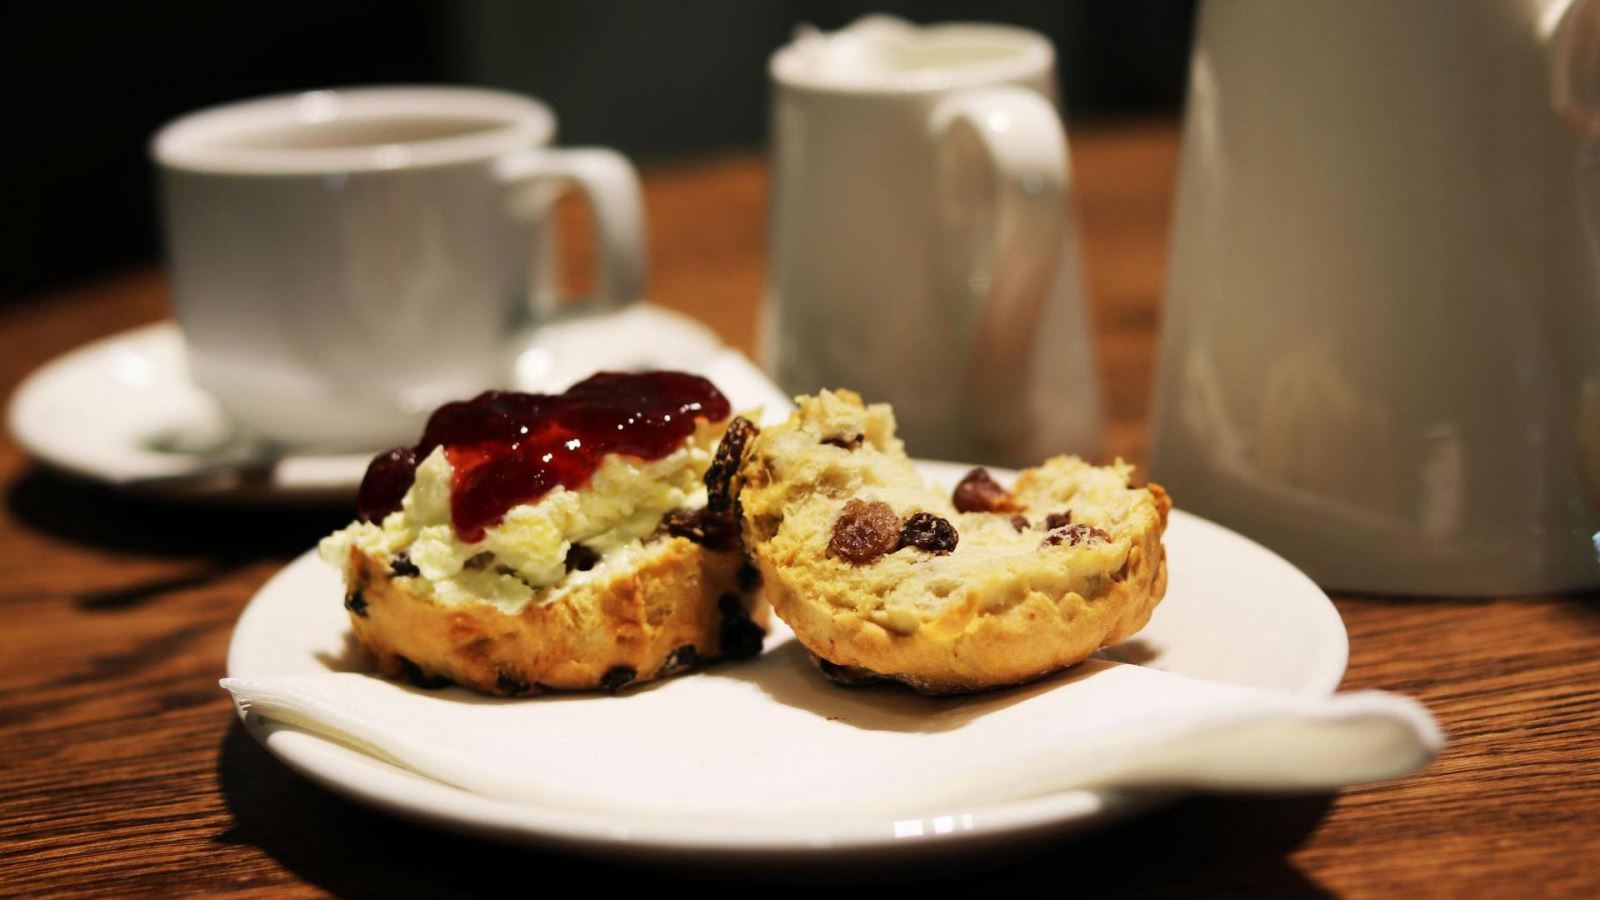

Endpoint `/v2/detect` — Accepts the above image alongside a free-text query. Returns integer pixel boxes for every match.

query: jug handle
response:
[1546,0,1600,129]
[928,87,1070,448]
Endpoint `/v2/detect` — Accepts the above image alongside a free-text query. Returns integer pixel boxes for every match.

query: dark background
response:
[0,0,1195,302]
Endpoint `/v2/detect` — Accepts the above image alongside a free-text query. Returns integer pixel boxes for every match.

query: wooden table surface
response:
[3,121,1597,897]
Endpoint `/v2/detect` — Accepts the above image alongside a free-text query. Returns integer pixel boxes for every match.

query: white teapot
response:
[1149,0,1600,594]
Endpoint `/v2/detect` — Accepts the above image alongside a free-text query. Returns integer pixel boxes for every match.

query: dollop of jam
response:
[355,371,731,542]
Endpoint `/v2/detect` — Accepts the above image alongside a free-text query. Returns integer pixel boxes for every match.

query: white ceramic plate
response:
[226,462,1347,857]
[7,313,787,504]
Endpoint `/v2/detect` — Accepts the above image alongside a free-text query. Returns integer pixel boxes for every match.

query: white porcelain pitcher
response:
[764,16,1103,467]
[1150,0,1600,594]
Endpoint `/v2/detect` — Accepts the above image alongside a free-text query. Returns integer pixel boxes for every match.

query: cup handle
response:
[496,147,647,316]
[929,87,1074,456]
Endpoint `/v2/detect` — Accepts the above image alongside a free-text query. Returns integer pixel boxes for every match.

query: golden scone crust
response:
[337,537,767,696]
[738,390,1170,695]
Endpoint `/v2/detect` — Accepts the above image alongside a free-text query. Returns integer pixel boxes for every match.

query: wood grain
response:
[2,121,1597,897]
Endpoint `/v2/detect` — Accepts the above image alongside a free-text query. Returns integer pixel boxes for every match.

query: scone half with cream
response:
[737,389,1169,695]
[319,372,767,696]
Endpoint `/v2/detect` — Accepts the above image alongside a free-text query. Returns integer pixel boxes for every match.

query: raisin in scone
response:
[319,372,767,696]
[737,389,1169,694]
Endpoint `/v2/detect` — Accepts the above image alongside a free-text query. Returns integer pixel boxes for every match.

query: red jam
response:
[355,372,730,542]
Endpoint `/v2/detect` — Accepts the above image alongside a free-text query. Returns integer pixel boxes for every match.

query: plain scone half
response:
[737,389,1171,694]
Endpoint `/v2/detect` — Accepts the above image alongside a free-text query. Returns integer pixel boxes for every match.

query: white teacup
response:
[154,86,645,451]
[764,17,1102,466]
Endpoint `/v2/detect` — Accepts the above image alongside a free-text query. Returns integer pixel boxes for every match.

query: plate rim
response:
[224,482,1348,857]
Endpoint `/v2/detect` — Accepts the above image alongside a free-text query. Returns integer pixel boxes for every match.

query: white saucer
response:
[5,322,366,502]
[226,461,1348,858]
[7,311,790,503]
